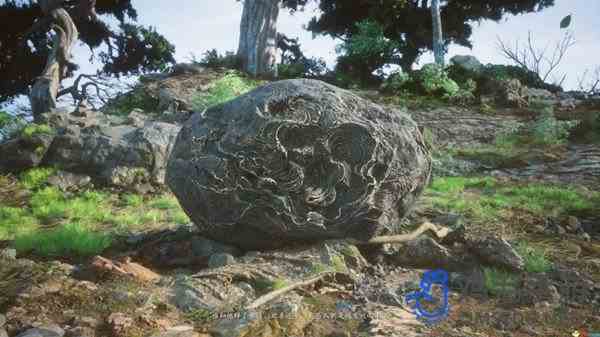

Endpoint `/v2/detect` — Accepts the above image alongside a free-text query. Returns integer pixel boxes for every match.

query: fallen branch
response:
[245,271,333,310]
[349,221,450,245]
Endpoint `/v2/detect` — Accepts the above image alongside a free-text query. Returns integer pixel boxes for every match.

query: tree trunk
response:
[29,4,78,121]
[430,0,444,66]
[238,0,279,78]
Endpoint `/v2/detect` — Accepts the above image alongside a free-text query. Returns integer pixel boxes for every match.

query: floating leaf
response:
[560,15,572,29]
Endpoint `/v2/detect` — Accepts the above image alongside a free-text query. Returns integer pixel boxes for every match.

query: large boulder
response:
[166,79,432,250]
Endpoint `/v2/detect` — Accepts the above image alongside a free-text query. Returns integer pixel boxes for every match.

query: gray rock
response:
[0,248,16,260]
[0,314,5,327]
[466,236,524,272]
[386,237,472,271]
[171,275,245,312]
[167,79,432,250]
[0,131,55,173]
[0,329,7,337]
[16,325,65,337]
[64,326,95,337]
[148,325,197,337]
[516,274,561,307]
[44,119,180,191]
[47,171,91,192]
[208,253,236,268]
[450,55,483,73]
[190,237,240,258]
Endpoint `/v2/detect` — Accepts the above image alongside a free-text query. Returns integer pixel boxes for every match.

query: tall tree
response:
[430,0,444,66]
[0,0,175,118]
[237,0,310,78]
[307,0,555,72]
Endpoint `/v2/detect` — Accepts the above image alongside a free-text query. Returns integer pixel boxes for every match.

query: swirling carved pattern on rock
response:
[167,79,432,250]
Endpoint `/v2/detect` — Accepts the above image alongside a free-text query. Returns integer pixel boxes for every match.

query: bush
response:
[103,85,160,115]
[20,167,55,190]
[530,103,579,145]
[416,64,460,97]
[196,49,241,70]
[380,70,411,93]
[0,110,26,141]
[277,58,327,79]
[21,123,54,139]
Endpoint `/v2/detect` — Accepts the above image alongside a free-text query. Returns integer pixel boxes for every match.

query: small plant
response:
[20,167,55,190]
[149,195,179,210]
[185,308,214,324]
[417,64,460,97]
[530,106,579,145]
[0,110,26,140]
[30,187,68,225]
[169,209,190,224]
[515,241,553,273]
[21,123,54,139]
[483,267,518,297]
[380,70,411,93]
[122,194,144,207]
[196,49,241,70]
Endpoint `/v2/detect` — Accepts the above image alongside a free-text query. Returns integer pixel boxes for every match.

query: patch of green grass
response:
[121,194,144,207]
[149,195,179,210]
[185,308,214,324]
[13,222,112,256]
[30,187,68,225]
[21,123,54,139]
[330,255,348,273]
[191,71,261,111]
[169,209,190,224]
[483,267,518,297]
[141,209,163,224]
[426,177,599,221]
[271,278,289,290]
[515,241,553,273]
[0,207,38,240]
[20,167,55,190]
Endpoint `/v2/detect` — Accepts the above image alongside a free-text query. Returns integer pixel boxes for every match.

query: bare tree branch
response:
[497,31,575,86]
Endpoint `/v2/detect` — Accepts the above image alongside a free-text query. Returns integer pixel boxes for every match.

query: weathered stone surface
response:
[167,79,432,250]
[0,132,55,173]
[450,55,483,73]
[15,325,65,337]
[47,171,91,192]
[44,118,180,191]
[148,325,200,337]
[386,237,472,271]
[465,236,524,272]
[208,253,236,268]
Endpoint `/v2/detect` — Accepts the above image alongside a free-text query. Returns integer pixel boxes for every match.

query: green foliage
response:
[21,124,54,139]
[196,49,242,70]
[13,222,112,257]
[149,195,179,210]
[530,104,579,145]
[418,64,460,96]
[335,19,400,82]
[103,85,160,115]
[0,110,26,140]
[515,242,553,273]
[191,71,261,111]
[427,177,599,221]
[20,167,55,190]
[169,209,190,224]
[30,187,69,225]
[0,207,37,240]
[483,267,518,297]
[380,70,410,93]
[122,193,144,207]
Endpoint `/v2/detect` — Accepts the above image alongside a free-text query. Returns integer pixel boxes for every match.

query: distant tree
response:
[0,0,175,119]
[431,0,444,66]
[306,0,556,73]
[237,0,311,78]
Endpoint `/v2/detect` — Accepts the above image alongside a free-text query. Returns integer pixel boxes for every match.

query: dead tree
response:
[26,0,97,121]
[577,66,600,95]
[497,31,575,87]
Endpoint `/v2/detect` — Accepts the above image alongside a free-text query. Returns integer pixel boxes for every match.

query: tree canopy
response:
[0,0,175,105]
[306,0,555,72]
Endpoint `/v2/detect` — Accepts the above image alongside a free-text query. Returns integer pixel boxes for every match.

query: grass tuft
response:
[515,241,553,273]
[483,267,518,297]
[191,71,261,111]
[20,167,55,190]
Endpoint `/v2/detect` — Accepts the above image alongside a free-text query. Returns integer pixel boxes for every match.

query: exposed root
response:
[351,221,451,245]
[246,272,334,310]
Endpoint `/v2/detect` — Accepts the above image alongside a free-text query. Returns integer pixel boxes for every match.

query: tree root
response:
[245,272,334,310]
[350,221,451,245]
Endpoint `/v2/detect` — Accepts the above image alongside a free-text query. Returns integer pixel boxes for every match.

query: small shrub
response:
[103,85,160,116]
[380,70,411,93]
[515,242,553,273]
[149,195,179,210]
[13,222,112,256]
[483,267,518,297]
[416,64,460,97]
[169,209,190,224]
[530,106,579,145]
[122,194,144,207]
[0,207,37,240]
[191,71,261,111]
[20,167,55,190]
[21,123,54,139]
[196,49,241,70]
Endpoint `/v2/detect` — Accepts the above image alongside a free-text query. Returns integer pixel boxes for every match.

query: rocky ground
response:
[1,67,600,337]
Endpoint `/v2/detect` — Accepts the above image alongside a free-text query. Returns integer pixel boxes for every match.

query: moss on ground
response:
[190,71,262,111]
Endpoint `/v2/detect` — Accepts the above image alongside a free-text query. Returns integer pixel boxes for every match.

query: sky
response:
[43,0,600,92]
